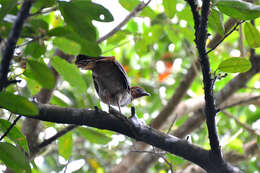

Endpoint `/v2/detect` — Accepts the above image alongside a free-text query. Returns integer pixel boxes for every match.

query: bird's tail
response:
[75,54,115,70]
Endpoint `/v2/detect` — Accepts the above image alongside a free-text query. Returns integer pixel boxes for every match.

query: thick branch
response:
[0,0,32,91]
[23,104,240,172]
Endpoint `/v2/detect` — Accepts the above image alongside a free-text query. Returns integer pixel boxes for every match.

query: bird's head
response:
[130,86,150,99]
[75,54,95,70]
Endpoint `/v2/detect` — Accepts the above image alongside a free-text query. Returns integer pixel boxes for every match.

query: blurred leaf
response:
[25,76,42,95]
[50,96,69,107]
[227,138,243,153]
[48,26,101,56]
[218,58,252,73]
[126,19,138,33]
[53,37,81,55]
[0,92,39,116]
[77,127,112,145]
[244,22,260,48]
[27,59,55,89]
[32,0,56,9]
[58,1,113,41]
[51,56,87,94]
[24,41,46,58]
[0,119,29,153]
[216,0,260,20]
[0,0,17,21]
[144,25,164,44]
[0,142,31,173]
[58,131,73,160]
[257,136,260,148]
[208,8,225,36]
[163,0,177,18]
[166,153,185,165]
[107,30,130,45]
[119,0,156,18]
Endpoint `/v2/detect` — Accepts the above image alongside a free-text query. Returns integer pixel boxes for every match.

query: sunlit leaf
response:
[244,22,260,48]
[208,8,225,36]
[24,41,46,58]
[216,0,260,20]
[53,37,81,55]
[27,59,55,89]
[51,56,87,94]
[163,0,176,18]
[77,127,112,145]
[218,58,252,73]
[58,131,73,160]
[0,119,29,153]
[0,142,31,173]
[0,92,39,116]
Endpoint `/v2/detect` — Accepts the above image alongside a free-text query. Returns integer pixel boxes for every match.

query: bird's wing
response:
[92,75,100,95]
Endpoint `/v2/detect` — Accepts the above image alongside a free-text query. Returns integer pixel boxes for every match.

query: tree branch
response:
[0,0,32,91]
[23,105,240,173]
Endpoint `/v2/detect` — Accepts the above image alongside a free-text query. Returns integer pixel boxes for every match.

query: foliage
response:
[0,0,259,172]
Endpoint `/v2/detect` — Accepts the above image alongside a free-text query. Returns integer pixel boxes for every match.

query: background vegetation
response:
[0,0,259,172]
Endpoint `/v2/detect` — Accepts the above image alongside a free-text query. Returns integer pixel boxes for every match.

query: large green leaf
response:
[51,56,87,94]
[0,0,17,21]
[77,127,112,145]
[0,92,39,116]
[0,142,31,173]
[244,22,260,48]
[58,1,113,41]
[216,0,260,20]
[217,58,252,73]
[48,26,101,56]
[208,8,225,36]
[27,59,55,89]
[24,41,46,58]
[163,0,177,18]
[0,119,29,153]
[58,131,73,160]
[53,37,81,55]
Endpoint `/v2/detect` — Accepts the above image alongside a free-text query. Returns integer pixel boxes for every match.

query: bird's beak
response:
[140,91,150,97]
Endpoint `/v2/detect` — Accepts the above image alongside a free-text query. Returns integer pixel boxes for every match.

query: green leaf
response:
[53,37,81,55]
[257,136,260,148]
[216,0,260,20]
[0,142,31,173]
[107,30,130,45]
[24,41,46,58]
[27,59,55,89]
[0,0,17,21]
[163,0,177,18]
[58,131,73,160]
[0,92,39,116]
[119,0,156,18]
[126,19,138,34]
[244,22,260,48]
[77,127,112,145]
[218,58,252,73]
[58,1,113,41]
[51,56,87,94]
[208,8,225,36]
[24,76,42,95]
[48,26,101,56]
[0,119,29,153]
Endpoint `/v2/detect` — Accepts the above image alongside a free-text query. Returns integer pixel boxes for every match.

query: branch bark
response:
[22,105,240,173]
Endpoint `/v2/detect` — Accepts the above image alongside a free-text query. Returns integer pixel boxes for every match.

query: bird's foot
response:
[109,106,127,121]
[129,107,145,128]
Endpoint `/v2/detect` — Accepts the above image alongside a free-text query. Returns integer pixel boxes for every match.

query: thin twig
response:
[97,0,152,44]
[36,125,77,150]
[222,111,260,136]
[167,114,178,134]
[0,115,22,141]
[206,21,244,55]
[218,95,260,111]
[29,6,58,16]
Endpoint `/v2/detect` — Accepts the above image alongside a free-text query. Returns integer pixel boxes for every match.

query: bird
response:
[75,54,150,113]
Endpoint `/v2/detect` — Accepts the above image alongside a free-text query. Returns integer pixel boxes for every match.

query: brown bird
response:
[75,55,149,113]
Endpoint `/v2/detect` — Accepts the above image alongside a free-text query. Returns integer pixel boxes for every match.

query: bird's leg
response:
[117,99,122,113]
[105,92,111,111]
